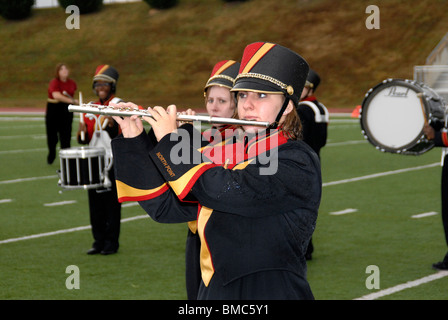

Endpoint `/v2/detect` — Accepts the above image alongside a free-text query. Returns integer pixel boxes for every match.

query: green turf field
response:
[1,112,447,300]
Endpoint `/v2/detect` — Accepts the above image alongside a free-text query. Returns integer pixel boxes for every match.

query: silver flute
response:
[68,104,271,127]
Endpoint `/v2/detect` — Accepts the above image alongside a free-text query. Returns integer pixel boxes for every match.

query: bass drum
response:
[360,78,446,155]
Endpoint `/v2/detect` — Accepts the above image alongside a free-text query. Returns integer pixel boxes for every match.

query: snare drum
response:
[360,79,446,155]
[58,147,105,189]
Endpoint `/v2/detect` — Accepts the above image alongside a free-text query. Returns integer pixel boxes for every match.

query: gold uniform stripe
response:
[198,206,214,286]
[188,220,197,234]
[241,43,276,74]
[97,64,109,75]
[168,162,212,197]
[232,159,253,170]
[116,179,167,199]
[215,60,236,75]
[196,160,254,286]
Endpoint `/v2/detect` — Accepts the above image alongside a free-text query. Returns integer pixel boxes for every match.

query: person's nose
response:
[241,95,255,110]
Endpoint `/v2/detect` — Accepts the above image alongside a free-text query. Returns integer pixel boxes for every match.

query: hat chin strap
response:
[269,97,290,129]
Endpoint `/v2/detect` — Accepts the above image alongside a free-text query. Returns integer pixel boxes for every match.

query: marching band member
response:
[298,68,329,260]
[424,123,448,270]
[143,60,241,299]
[45,63,77,164]
[298,69,329,159]
[111,42,321,299]
[77,65,122,255]
[184,60,240,299]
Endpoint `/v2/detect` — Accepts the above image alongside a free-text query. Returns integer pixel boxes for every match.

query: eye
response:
[238,92,247,99]
[219,99,227,104]
[259,93,267,98]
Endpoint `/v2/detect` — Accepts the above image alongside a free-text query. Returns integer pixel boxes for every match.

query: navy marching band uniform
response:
[112,43,321,299]
[297,69,329,158]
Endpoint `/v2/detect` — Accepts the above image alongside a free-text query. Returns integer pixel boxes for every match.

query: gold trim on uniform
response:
[241,43,276,73]
[198,206,214,286]
[235,72,288,93]
[115,179,167,199]
[188,220,197,234]
[168,162,212,197]
[205,74,235,88]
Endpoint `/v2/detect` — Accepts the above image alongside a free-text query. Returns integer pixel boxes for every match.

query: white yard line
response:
[326,140,367,147]
[0,148,47,155]
[0,175,57,184]
[329,208,358,215]
[354,271,448,300]
[322,163,440,187]
[0,134,46,140]
[43,200,77,207]
[0,214,147,244]
[411,211,439,219]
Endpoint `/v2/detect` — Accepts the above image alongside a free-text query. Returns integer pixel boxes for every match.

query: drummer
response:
[111,42,321,299]
[77,65,122,255]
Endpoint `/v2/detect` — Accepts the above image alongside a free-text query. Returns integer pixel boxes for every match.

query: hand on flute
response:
[177,108,196,127]
[143,105,178,142]
[111,102,144,138]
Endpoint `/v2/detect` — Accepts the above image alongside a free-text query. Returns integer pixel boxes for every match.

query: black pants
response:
[45,102,73,158]
[88,170,121,252]
[441,155,448,261]
[185,229,201,300]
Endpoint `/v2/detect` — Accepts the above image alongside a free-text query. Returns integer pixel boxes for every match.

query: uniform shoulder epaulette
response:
[298,100,329,123]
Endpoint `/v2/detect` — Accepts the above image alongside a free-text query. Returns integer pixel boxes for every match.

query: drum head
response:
[59,146,105,158]
[361,79,433,155]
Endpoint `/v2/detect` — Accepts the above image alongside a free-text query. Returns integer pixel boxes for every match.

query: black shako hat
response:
[93,65,119,84]
[305,69,321,91]
[204,60,240,92]
[231,42,309,107]
[92,65,119,94]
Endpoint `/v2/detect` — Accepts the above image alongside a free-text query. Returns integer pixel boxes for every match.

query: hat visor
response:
[204,79,233,91]
[230,78,284,94]
[93,75,116,83]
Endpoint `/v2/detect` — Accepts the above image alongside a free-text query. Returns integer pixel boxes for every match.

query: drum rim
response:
[360,78,435,155]
[59,183,105,190]
[59,146,106,158]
